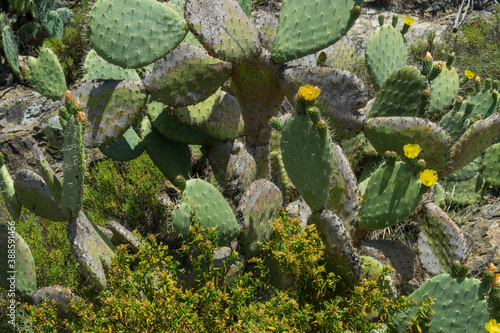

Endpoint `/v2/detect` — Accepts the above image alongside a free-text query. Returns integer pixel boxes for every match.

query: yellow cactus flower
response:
[403,144,421,159]
[298,85,321,101]
[403,16,414,26]
[486,319,500,333]
[420,169,438,187]
[464,69,474,79]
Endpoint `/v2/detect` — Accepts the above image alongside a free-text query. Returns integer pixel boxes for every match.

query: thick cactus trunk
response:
[232,52,284,179]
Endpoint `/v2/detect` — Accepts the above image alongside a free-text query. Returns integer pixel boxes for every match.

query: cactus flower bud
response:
[269,117,284,131]
[401,16,413,35]
[378,14,385,26]
[420,169,438,187]
[446,52,456,66]
[352,5,361,20]
[421,52,433,76]
[65,90,74,102]
[488,263,498,275]
[317,119,329,137]
[75,112,86,123]
[475,75,482,91]
[391,14,398,27]
[439,50,447,61]
[383,151,398,164]
[421,88,432,100]
[493,274,500,288]
[424,52,433,60]
[316,51,327,66]
[492,89,498,102]
[403,144,421,159]
[428,62,443,81]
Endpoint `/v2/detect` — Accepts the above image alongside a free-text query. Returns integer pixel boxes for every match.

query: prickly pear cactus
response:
[391,272,491,332]
[171,178,240,247]
[0,223,37,296]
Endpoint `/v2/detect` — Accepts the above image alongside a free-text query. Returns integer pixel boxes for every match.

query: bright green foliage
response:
[272,0,364,63]
[365,24,408,91]
[171,179,240,246]
[391,273,492,332]
[369,66,427,118]
[0,223,37,296]
[2,26,20,76]
[27,47,66,100]
[359,161,425,230]
[281,112,335,212]
[88,0,188,68]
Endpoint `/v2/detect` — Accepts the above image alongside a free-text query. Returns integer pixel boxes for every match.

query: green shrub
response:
[28,213,426,332]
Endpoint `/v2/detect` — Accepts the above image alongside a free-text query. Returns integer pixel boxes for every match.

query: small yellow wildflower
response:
[486,319,500,333]
[464,69,474,79]
[403,144,421,159]
[298,85,321,101]
[420,169,438,187]
[403,16,414,26]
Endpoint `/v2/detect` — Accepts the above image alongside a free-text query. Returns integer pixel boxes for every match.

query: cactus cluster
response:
[1,0,499,328]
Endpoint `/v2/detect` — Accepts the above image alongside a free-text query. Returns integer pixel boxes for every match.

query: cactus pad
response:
[140,117,191,185]
[417,203,468,275]
[200,91,245,141]
[281,112,335,212]
[143,42,232,107]
[0,223,37,296]
[364,117,451,171]
[482,143,500,187]
[147,98,213,145]
[171,178,240,246]
[365,24,408,91]
[70,79,148,147]
[184,0,260,62]
[428,61,459,113]
[82,49,140,81]
[359,161,425,230]
[172,89,221,126]
[2,26,20,76]
[271,0,363,63]
[43,10,63,40]
[391,274,491,332]
[88,0,188,69]
[99,127,145,161]
[27,47,66,100]
[0,155,22,221]
[369,66,427,118]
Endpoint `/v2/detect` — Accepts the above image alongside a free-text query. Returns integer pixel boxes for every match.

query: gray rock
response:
[31,285,79,317]
[285,198,312,230]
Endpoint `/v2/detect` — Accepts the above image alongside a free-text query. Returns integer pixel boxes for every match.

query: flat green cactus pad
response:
[364,117,451,171]
[8,0,31,14]
[440,175,486,205]
[2,26,20,76]
[272,0,364,63]
[391,274,490,332]
[143,42,232,107]
[27,47,66,100]
[99,127,145,161]
[172,89,221,126]
[440,113,500,178]
[67,211,115,289]
[482,143,500,187]
[14,170,67,221]
[442,157,480,182]
[200,91,245,141]
[184,0,260,62]
[140,117,191,185]
[88,0,188,69]
[0,223,37,296]
[281,112,335,212]
[83,49,140,81]
[365,24,407,92]
[70,79,148,148]
[171,179,240,247]
[462,88,500,120]
[428,61,459,113]
[147,98,213,145]
[251,10,278,52]
[369,66,427,118]
[417,203,468,275]
[0,160,22,221]
[359,161,425,230]
[439,109,470,144]
[43,10,63,40]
